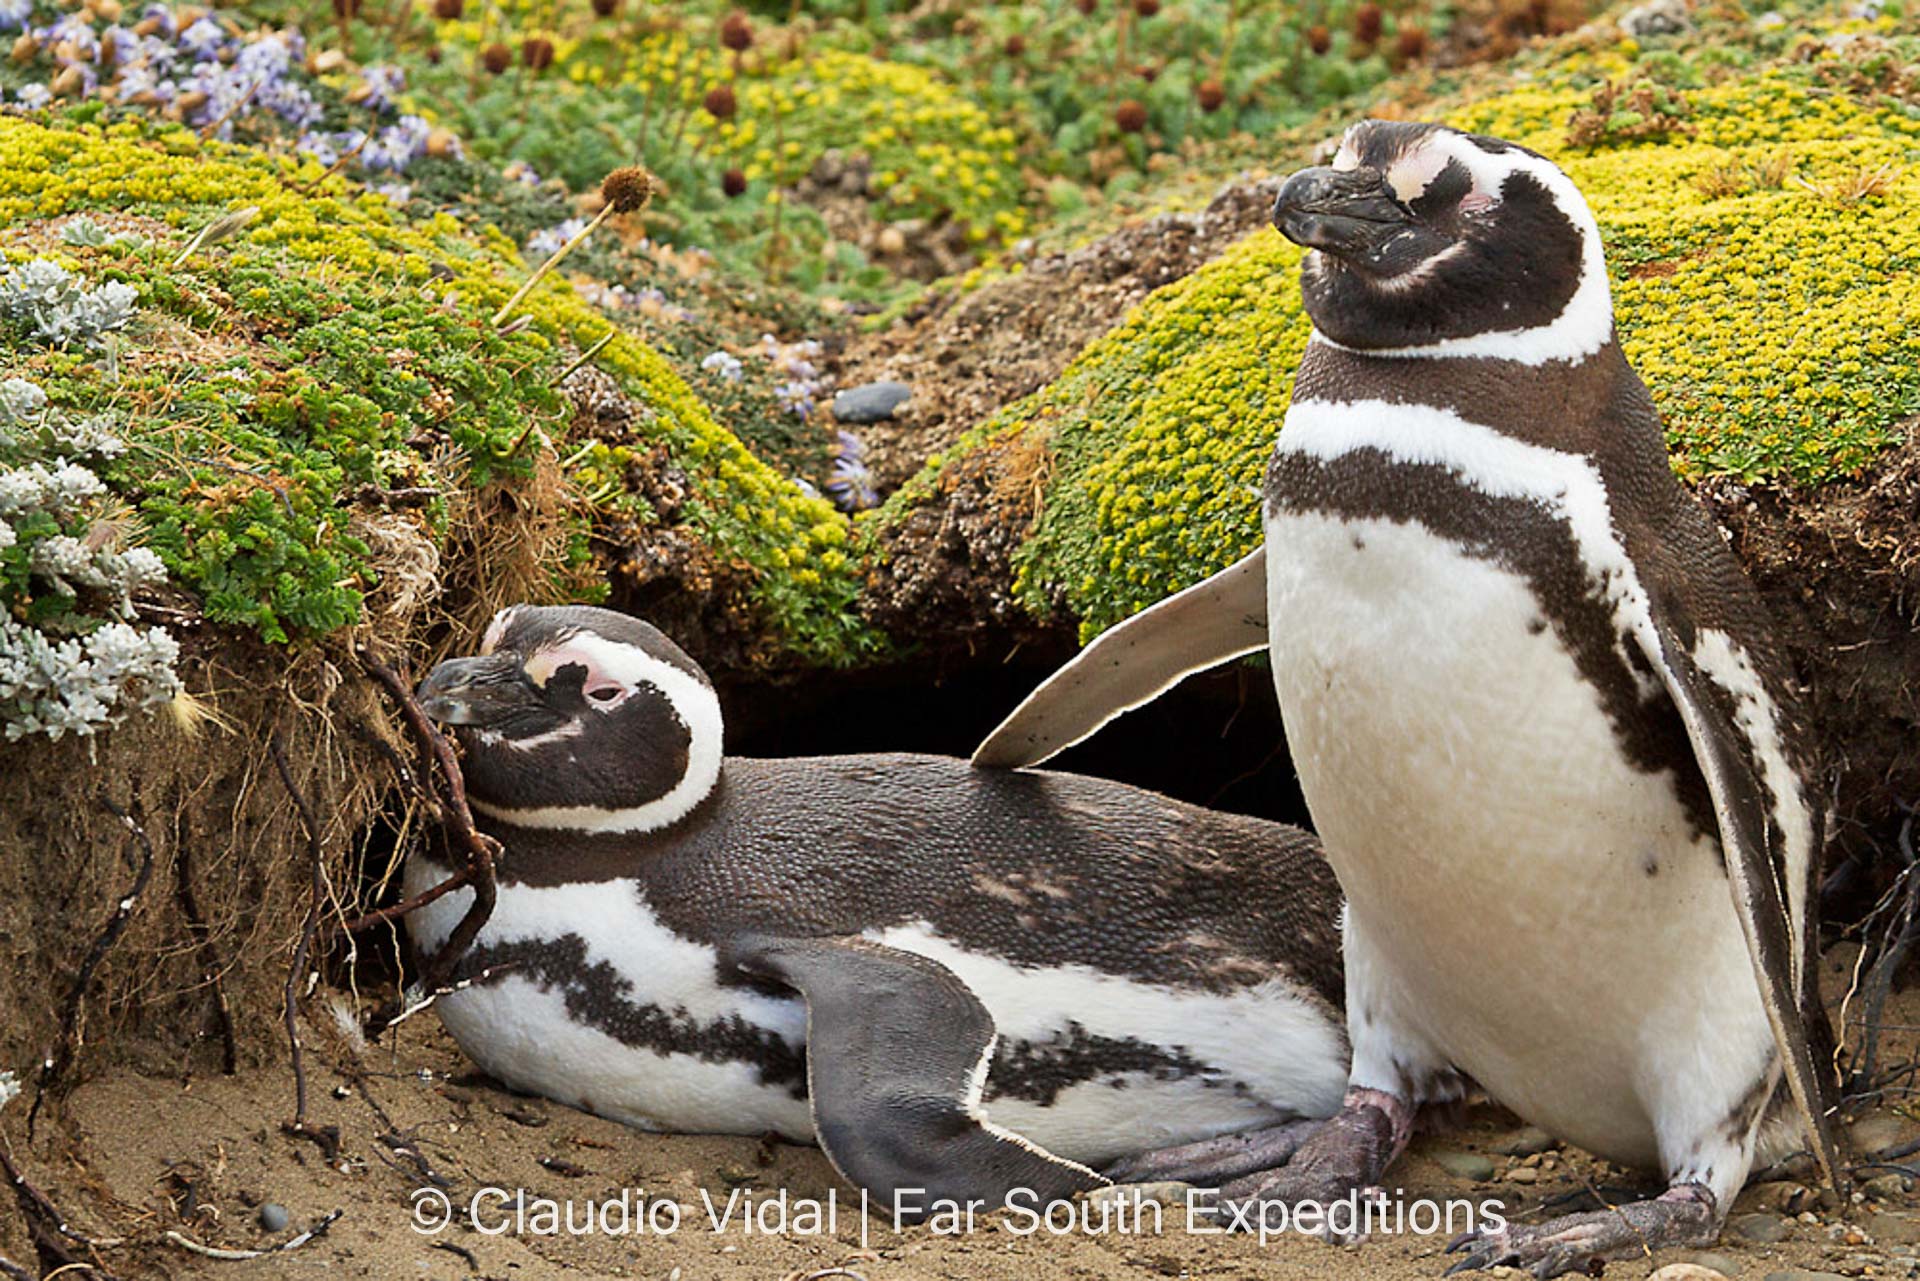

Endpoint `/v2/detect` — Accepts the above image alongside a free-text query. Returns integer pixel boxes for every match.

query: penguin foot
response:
[1442,1182,1717,1278]
[1215,1087,1415,1242]
[1101,1119,1321,1186]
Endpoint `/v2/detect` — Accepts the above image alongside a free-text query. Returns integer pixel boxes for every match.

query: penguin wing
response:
[1634,609,1841,1190]
[972,545,1269,769]
[723,933,1107,1214]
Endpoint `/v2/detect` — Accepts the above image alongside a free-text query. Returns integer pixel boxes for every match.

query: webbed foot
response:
[1102,1119,1320,1186]
[1444,1183,1717,1278]
[1216,1086,1414,1241]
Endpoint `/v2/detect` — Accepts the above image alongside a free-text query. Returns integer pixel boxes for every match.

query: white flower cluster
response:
[58,216,145,251]
[0,616,181,742]
[1,257,140,349]
[0,374,180,740]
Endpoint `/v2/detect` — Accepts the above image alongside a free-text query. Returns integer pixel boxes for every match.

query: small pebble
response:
[1504,1166,1539,1184]
[1431,1149,1498,1182]
[1869,1210,1920,1244]
[1849,1111,1914,1157]
[258,1203,289,1233]
[1673,1251,1741,1276]
[1727,1211,1790,1243]
[1762,1272,1851,1281]
[1496,1127,1555,1157]
[831,380,912,424]
[1865,1173,1914,1199]
[1648,1265,1730,1281]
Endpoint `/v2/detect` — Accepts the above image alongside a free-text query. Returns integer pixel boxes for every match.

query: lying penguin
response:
[405,603,1349,1215]
[976,121,1841,1274]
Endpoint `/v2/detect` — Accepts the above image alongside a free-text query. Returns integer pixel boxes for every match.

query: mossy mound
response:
[893,27,1920,642]
[1,112,874,666]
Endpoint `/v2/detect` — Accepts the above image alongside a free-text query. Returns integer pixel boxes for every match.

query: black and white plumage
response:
[405,604,1349,1215]
[975,120,1839,1274]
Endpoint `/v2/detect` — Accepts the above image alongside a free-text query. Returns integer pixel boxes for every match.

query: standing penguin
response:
[404,604,1349,1218]
[975,120,1841,1273]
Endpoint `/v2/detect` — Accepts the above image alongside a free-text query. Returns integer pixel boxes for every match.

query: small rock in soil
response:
[1849,1110,1915,1157]
[1762,1272,1851,1281]
[1503,1166,1539,1184]
[1649,1264,1730,1281]
[1865,1172,1914,1199]
[1431,1149,1498,1182]
[1727,1211,1791,1243]
[258,1203,289,1232]
[1672,1251,1742,1276]
[1496,1127,1555,1156]
[832,380,913,423]
[1868,1210,1920,1244]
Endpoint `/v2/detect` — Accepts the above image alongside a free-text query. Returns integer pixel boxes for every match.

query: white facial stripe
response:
[480,606,518,656]
[482,631,725,834]
[1386,142,1454,205]
[1317,136,1614,366]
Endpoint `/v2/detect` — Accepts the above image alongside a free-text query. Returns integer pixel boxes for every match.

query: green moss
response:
[897,27,1920,643]
[0,115,876,661]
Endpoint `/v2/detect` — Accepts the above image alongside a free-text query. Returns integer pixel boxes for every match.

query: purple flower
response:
[177,16,226,60]
[824,432,878,511]
[526,216,587,257]
[358,64,404,113]
[138,4,176,38]
[0,0,33,32]
[295,130,338,167]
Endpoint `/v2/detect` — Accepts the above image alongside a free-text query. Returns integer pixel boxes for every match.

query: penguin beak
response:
[1271,165,1410,258]
[417,653,538,727]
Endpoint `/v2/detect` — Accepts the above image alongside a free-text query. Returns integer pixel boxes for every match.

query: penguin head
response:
[1272,120,1610,357]
[417,605,724,834]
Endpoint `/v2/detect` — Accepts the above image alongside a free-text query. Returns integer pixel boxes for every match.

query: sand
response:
[8,968,1920,1281]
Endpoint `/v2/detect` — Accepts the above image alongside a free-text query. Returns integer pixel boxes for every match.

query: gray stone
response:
[1648,1265,1729,1281]
[1496,1127,1556,1157]
[1869,1210,1920,1244]
[832,380,912,424]
[1671,1252,1741,1277]
[258,1203,289,1232]
[1850,1110,1915,1157]
[1430,1149,1498,1182]
[1865,1172,1914,1199]
[1762,1272,1851,1281]
[1726,1211,1790,1243]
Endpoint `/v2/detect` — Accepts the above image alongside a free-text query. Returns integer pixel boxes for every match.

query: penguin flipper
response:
[1635,614,1842,1192]
[724,933,1107,1215]
[972,545,1269,769]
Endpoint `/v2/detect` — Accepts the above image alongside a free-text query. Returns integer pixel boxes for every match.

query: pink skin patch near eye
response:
[527,641,634,711]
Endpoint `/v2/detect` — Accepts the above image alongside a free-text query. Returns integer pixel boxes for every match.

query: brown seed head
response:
[1075,0,1097,14]
[1137,62,1158,82]
[1133,0,1160,15]
[1394,25,1426,60]
[1114,98,1147,132]
[591,0,620,15]
[1196,78,1225,111]
[521,36,554,70]
[720,12,753,51]
[1306,23,1331,53]
[432,0,462,18]
[600,165,656,213]
[1353,3,1383,43]
[481,41,511,74]
[703,83,736,119]
[722,168,748,197]
[1003,33,1026,57]
[332,0,359,18]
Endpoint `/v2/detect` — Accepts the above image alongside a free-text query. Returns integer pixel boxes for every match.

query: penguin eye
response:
[586,684,626,706]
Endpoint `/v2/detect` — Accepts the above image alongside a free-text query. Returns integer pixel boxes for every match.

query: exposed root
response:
[27,796,159,1138]
[165,1208,342,1261]
[268,732,328,1149]
[357,650,500,1038]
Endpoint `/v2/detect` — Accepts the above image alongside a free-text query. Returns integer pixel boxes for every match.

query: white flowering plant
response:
[0,375,179,741]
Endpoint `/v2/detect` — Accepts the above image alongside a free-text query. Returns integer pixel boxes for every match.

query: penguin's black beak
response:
[417,653,539,727]
[1272,166,1410,258]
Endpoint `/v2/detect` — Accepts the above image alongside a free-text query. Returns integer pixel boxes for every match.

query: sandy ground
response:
[8,957,1920,1281]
